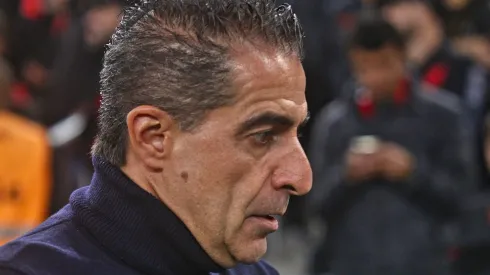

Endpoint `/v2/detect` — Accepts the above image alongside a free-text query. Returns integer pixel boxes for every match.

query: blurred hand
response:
[377,142,414,181]
[345,152,379,182]
[452,36,490,69]
[84,4,122,47]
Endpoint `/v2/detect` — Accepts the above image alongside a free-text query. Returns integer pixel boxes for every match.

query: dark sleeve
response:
[474,0,490,35]
[257,260,280,275]
[475,81,490,187]
[402,103,472,218]
[227,260,279,275]
[0,266,28,275]
[308,102,360,220]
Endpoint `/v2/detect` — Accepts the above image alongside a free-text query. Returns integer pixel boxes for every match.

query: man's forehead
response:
[230,46,299,79]
[230,47,305,101]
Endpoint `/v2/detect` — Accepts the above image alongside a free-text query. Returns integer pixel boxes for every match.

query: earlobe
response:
[126,106,174,171]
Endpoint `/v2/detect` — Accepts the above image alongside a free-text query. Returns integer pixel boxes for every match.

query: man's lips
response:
[248,215,280,232]
[247,212,285,232]
[252,214,281,221]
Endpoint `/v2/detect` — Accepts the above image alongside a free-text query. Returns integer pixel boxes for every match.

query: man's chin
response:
[230,237,268,264]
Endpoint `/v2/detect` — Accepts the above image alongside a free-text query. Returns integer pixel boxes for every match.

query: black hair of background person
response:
[347,13,405,52]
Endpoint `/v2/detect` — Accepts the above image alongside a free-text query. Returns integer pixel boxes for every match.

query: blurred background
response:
[0,0,489,274]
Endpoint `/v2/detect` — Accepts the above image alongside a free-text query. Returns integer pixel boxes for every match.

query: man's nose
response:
[271,141,312,196]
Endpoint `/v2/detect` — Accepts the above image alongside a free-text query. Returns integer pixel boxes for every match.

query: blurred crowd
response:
[0,0,123,227]
[0,0,489,274]
[292,0,490,274]
[0,0,123,247]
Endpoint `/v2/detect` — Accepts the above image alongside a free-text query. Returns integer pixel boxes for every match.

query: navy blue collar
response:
[70,157,224,275]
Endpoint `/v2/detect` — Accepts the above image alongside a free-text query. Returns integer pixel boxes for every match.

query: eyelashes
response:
[251,130,278,146]
[250,128,303,147]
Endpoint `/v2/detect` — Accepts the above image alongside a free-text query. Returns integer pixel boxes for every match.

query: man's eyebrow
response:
[236,112,296,135]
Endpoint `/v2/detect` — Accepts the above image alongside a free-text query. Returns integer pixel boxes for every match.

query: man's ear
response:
[126,105,174,171]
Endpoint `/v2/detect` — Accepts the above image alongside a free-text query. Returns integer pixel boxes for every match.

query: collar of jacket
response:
[69,156,225,275]
[352,77,437,120]
[354,77,413,119]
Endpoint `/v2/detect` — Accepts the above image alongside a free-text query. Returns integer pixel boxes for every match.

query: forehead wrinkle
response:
[230,55,304,102]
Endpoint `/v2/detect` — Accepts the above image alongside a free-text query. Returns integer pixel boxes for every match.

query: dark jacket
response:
[418,45,490,189]
[309,83,473,275]
[0,157,278,275]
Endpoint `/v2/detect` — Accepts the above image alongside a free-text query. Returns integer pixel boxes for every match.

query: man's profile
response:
[0,0,312,274]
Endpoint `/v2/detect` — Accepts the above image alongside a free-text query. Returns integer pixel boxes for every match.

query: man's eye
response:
[252,131,278,146]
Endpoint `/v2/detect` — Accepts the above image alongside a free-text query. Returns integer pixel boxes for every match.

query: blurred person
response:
[0,0,68,24]
[380,0,489,111]
[42,0,122,126]
[453,91,490,275]
[2,0,71,120]
[477,91,490,188]
[38,0,123,213]
[455,105,490,275]
[432,0,490,37]
[431,0,490,69]
[380,0,470,94]
[452,36,490,70]
[0,58,52,245]
[0,1,312,275]
[309,16,471,275]
[380,1,450,75]
[83,1,121,48]
[381,0,489,185]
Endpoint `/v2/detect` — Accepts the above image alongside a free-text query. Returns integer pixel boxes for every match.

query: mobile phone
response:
[349,135,380,155]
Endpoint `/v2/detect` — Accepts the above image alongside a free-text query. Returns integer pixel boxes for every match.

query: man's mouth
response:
[248,214,282,232]
[257,215,279,221]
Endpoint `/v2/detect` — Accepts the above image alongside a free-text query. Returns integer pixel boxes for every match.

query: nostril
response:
[283,184,296,192]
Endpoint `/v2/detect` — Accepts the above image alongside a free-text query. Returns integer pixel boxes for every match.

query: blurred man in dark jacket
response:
[0,1,312,274]
[381,0,489,142]
[309,16,472,275]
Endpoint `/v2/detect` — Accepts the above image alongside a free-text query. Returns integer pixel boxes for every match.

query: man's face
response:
[349,45,405,98]
[164,49,311,266]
